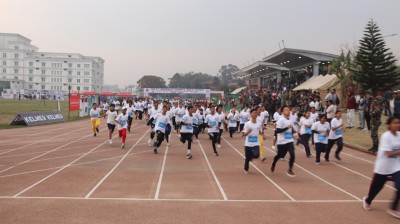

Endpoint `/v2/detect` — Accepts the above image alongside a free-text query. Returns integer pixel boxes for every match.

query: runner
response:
[239,106,249,135]
[363,116,400,219]
[165,102,173,146]
[180,105,195,159]
[90,103,101,137]
[271,106,296,177]
[175,102,185,137]
[147,101,160,146]
[311,114,330,164]
[326,110,344,161]
[171,102,178,132]
[299,110,313,157]
[103,99,109,113]
[137,98,144,123]
[197,108,206,135]
[256,106,267,162]
[103,104,118,144]
[127,101,134,132]
[227,108,239,138]
[272,107,283,151]
[205,105,220,156]
[115,107,128,148]
[216,105,225,148]
[113,98,120,113]
[243,108,264,174]
[153,105,170,154]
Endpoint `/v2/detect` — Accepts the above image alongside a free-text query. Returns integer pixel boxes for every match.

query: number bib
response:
[179,114,183,118]
[318,134,326,142]
[186,125,193,130]
[120,119,127,126]
[128,111,133,117]
[158,122,166,129]
[230,120,236,124]
[248,135,258,143]
[93,114,99,119]
[210,121,217,126]
[242,118,247,123]
[284,132,293,140]
[199,119,204,123]
[335,129,342,135]
[305,127,311,134]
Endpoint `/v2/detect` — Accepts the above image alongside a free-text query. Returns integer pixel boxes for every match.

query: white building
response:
[0,33,104,93]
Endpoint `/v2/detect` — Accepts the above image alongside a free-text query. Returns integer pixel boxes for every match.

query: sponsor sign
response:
[70,95,80,111]
[10,111,65,126]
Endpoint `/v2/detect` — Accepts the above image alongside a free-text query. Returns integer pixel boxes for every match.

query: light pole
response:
[64,83,71,119]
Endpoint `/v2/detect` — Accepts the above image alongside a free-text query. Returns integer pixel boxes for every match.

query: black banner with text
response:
[10,111,65,126]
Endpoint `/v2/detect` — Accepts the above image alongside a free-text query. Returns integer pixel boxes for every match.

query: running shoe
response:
[363,196,371,211]
[244,170,249,175]
[94,133,96,137]
[325,158,330,162]
[270,163,276,172]
[315,162,320,165]
[387,209,400,219]
[287,170,296,177]
[186,154,193,159]
[96,128,99,133]
[148,139,152,146]
[109,140,113,144]
[154,148,158,154]
[335,154,341,161]
[214,152,219,156]
[121,143,125,148]
[261,157,266,163]
[272,145,276,151]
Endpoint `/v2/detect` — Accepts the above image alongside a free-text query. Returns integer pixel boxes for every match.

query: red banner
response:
[70,95,80,111]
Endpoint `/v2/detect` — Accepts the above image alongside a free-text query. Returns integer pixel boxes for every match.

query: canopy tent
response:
[100,92,114,96]
[116,92,132,97]
[293,74,343,107]
[230,86,246,94]
[81,91,97,95]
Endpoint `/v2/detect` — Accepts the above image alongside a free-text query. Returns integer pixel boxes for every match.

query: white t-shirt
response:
[127,105,135,117]
[227,112,239,128]
[374,131,400,175]
[103,103,109,111]
[329,118,343,139]
[113,100,120,110]
[154,113,170,133]
[205,114,220,133]
[106,110,118,125]
[181,114,194,133]
[299,117,313,135]
[115,113,128,130]
[276,117,294,145]
[197,113,205,124]
[137,102,144,112]
[217,113,225,130]
[243,121,262,147]
[90,108,101,120]
[326,105,336,119]
[175,107,185,122]
[273,112,282,122]
[310,112,319,123]
[311,121,330,144]
[290,112,298,128]
[239,111,250,124]
[309,101,315,108]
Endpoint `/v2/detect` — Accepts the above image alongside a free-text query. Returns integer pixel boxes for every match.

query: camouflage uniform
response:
[375,95,385,112]
[369,102,382,153]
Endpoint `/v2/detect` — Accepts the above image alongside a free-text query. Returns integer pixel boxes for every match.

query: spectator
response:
[346,89,357,128]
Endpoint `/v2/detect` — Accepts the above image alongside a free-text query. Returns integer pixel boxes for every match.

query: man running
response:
[180,105,195,159]
[243,108,264,174]
[205,105,221,156]
[104,104,118,144]
[115,107,128,148]
[153,106,170,154]
[90,103,101,137]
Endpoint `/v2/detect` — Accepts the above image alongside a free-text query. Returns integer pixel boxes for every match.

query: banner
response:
[10,111,65,126]
[70,95,80,111]
[143,88,211,102]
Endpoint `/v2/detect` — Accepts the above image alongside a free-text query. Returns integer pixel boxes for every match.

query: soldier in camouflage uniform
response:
[375,92,385,113]
[369,100,382,153]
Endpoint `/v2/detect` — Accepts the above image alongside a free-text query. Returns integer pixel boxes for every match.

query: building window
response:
[77,79,80,83]
[77,71,81,75]
[41,78,45,82]
[77,64,81,68]
[84,64,90,69]
[29,62,33,66]
[42,62,46,67]
[41,70,46,75]
[77,86,80,91]
[14,54,19,59]
[29,85,33,89]
[68,71,72,75]
[29,69,33,74]
[14,69,18,74]
[2,53,6,58]
[41,85,45,90]
[14,61,18,66]
[84,79,90,83]
[84,71,89,76]
[84,86,89,91]
[68,63,72,68]
[29,77,33,81]
[14,46,19,50]
[2,68,6,73]
[68,78,72,82]
[2,61,6,66]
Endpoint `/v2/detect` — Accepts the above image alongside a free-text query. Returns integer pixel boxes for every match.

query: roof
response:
[263,48,338,62]
[230,86,246,94]
[234,61,289,77]
[293,74,337,91]
[0,33,32,42]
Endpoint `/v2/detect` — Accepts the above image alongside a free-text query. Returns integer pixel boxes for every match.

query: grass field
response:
[0,99,83,129]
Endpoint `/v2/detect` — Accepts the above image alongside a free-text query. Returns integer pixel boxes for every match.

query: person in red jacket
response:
[346,89,357,128]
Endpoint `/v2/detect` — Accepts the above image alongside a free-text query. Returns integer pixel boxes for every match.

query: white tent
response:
[230,86,246,94]
[293,75,337,91]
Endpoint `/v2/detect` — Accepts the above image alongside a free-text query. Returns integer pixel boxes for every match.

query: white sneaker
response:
[272,145,276,151]
[121,143,125,148]
[244,170,249,175]
[148,139,152,146]
[109,140,113,144]
[217,144,221,148]
[167,143,170,146]
[363,196,371,211]
[387,209,400,219]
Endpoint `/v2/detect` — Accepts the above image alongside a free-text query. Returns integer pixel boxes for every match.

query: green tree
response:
[137,75,167,89]
[353,19,400,95]
[218,64,239,84]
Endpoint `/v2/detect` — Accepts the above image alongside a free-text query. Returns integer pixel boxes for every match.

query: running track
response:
[0,119,398,223]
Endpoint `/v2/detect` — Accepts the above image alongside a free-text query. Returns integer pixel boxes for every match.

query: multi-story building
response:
[0,33,104,93]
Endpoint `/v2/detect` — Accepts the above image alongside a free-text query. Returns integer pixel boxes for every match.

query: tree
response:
[137,75,167,89]
[218,64,239,84]
[353,19,400,95]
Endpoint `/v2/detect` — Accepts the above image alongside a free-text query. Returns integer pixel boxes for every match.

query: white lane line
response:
[154,139,169,200]
[0,196,391,203]
[197,139,228,201]
[264,146,362,201]
[0,127,108,174]
[0,150,153,178]
[0,126,88,156]
[12,139,113,197]
[223,138,295,202]
[84,130,150,198]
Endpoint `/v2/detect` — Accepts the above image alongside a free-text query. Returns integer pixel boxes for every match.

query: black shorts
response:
[107,123,116,132]
[180,132,193,142]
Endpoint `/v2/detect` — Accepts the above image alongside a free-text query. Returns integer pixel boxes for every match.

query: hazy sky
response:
[1,0,399,87]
